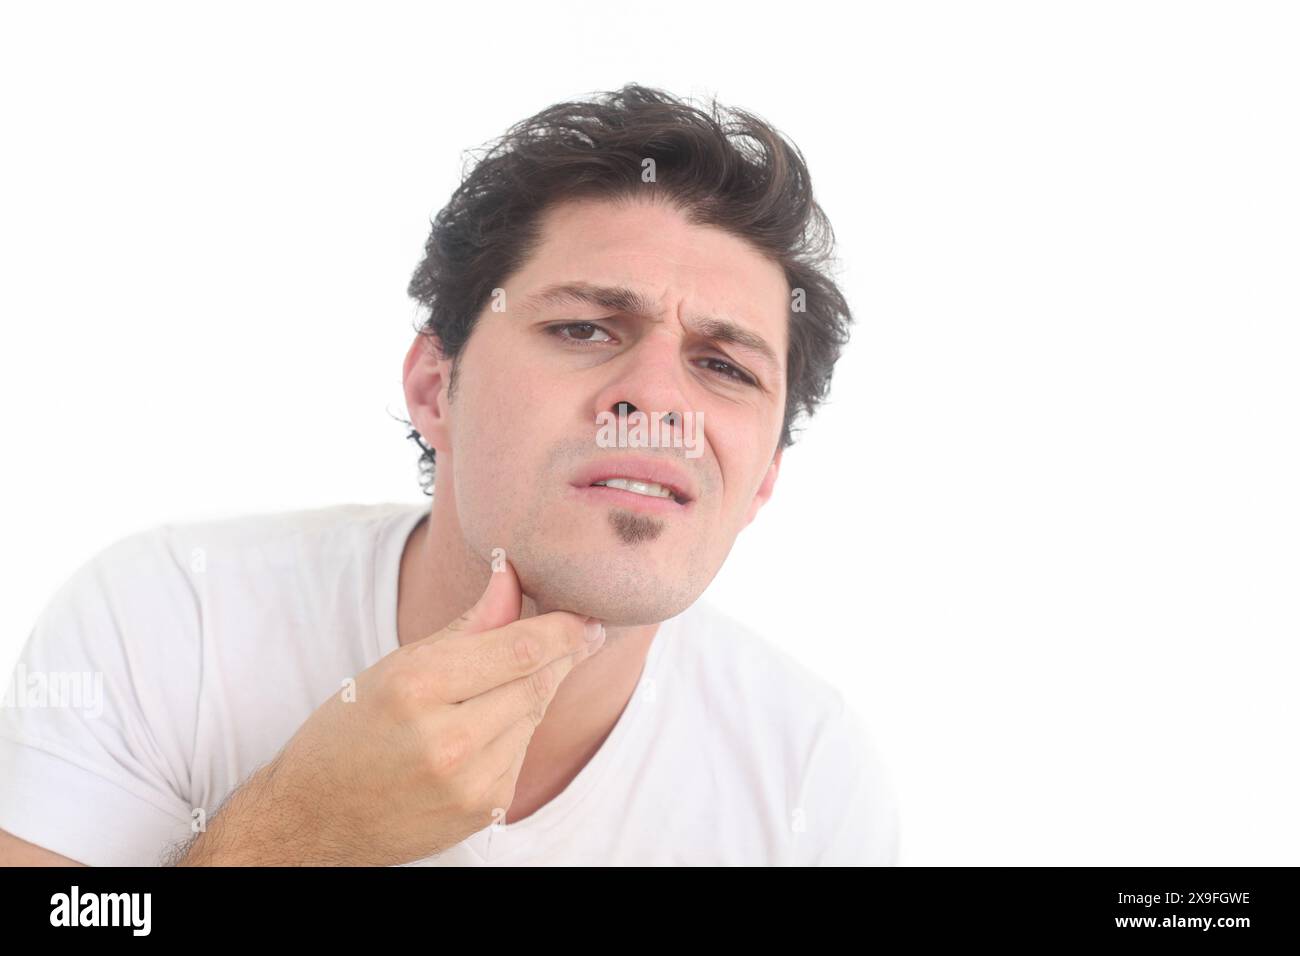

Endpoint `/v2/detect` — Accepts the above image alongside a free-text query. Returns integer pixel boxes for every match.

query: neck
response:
[395,490,660,823]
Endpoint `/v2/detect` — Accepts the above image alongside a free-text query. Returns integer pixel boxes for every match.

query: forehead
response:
[514,197,791,357]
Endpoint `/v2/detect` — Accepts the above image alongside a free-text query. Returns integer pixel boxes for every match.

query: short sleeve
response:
[0,528,202,865]
[793,693,901,866]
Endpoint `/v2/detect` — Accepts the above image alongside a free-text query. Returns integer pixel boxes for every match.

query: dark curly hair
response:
[402,83,852,495]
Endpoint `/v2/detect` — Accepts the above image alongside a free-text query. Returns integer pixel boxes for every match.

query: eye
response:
[699,357,756,386]
[547,322,615,344]
[547,323,756,386]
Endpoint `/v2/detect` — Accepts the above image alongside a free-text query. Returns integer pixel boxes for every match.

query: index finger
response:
[422,611,605,704]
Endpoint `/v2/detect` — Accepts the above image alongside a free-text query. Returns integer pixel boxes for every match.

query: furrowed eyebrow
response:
[523,282,657,318]
[522,282,782,380]
[686,317,781,380]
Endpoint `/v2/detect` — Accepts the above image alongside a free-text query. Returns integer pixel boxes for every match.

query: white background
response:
[2,1,1296,865]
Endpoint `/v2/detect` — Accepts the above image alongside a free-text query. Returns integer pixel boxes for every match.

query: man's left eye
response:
[699,358,756,386]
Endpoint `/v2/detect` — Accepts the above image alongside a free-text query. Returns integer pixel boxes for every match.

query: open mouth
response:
[570,457,698,511]
[589,477,688,506]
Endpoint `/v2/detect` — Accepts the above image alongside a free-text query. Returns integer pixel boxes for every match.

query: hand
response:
[179,556,605,866]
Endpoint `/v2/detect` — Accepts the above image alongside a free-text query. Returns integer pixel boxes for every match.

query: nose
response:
[607,400,680,426]
[591,330,693,431]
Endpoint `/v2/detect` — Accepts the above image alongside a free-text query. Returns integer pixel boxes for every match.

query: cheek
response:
[466,335,560,415]
[711,442,771,523]
[455,361,555,480]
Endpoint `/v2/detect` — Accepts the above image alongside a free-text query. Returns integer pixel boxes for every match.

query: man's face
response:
[418,196,788,625]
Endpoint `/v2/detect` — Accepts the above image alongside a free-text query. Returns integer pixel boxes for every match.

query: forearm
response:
[171,761,319,866]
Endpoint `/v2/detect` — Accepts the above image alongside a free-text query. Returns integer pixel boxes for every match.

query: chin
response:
[516,559,699,628]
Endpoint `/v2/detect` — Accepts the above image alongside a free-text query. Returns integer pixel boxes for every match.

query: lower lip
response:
[569,484,691,515]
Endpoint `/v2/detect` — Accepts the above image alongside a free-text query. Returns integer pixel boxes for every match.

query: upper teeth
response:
[593,478,677,500]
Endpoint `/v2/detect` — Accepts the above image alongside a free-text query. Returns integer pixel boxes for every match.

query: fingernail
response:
[585,618,605,642]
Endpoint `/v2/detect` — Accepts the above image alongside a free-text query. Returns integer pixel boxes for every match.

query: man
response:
[0,84,898,866]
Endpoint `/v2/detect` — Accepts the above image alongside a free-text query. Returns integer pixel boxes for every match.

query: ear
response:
[403,332,454,456]
[741,446,783,529]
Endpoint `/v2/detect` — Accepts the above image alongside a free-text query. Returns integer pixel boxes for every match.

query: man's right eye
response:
[547,322,616,344]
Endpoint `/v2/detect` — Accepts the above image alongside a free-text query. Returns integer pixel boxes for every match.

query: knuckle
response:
[426,725,473,778]
[384,646,452,713]
[518,709,543,737]
[510,631,542,670]
[382,673,427,721]
[526,664,556,704]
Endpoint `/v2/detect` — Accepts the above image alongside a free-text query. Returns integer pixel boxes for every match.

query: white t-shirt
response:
[0,502,899,866]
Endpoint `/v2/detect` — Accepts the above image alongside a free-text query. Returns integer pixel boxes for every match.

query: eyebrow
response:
[521,281,783,380]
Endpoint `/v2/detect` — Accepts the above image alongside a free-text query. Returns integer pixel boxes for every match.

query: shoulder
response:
[32,501,421,659]
[663,598,900,865]
[34,519,199,651]
[151,501,421,564]
[56,501,398,582]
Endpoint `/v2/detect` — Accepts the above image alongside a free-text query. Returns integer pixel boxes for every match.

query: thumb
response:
[447,551,523,636]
